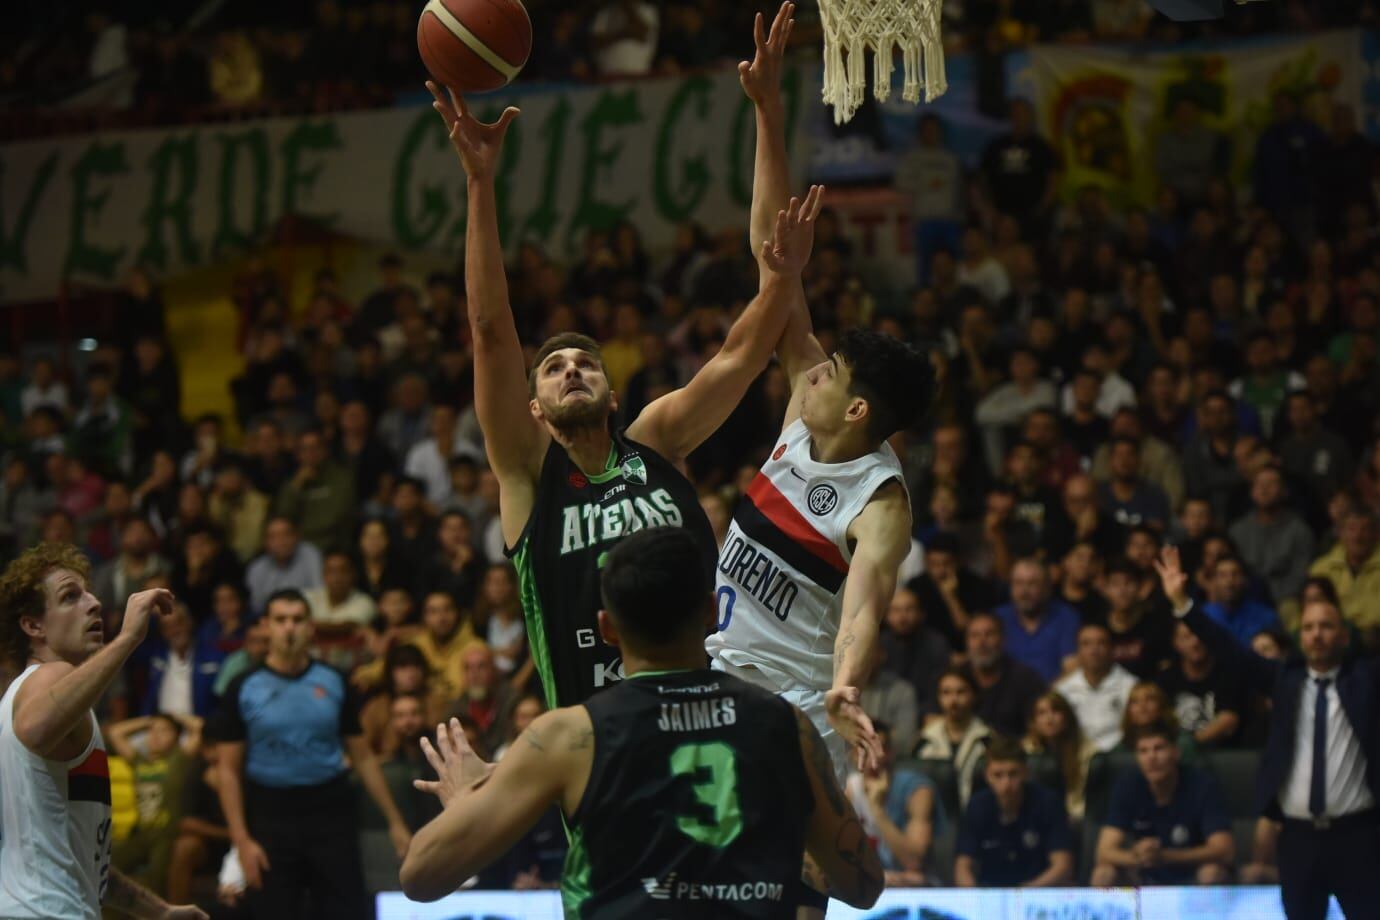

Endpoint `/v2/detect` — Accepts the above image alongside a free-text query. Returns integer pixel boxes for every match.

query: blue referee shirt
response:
[216,661,362,788]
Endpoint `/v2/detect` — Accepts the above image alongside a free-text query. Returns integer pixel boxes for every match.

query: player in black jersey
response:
[401,527,883,918]
[425,56,820,711]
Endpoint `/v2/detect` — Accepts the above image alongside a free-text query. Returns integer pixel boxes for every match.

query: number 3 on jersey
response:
[668,742,742,848]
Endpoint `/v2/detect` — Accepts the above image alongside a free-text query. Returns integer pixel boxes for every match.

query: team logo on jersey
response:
[772,444,787,460]
[807,483,838,516]
[569,470,588,488]
[643,873,677,900]
[620,455,647,484]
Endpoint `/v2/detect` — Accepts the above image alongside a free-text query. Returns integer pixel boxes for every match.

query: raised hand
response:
[825,685,882,774]
[426,81,519,180]
[1153,545,1189,610]
[414,717,494,808]
[760,184,825,276]
[739,2,795,106]
[118,588,175,647]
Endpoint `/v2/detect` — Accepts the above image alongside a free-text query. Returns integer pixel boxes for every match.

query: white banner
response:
[0,67,811,303]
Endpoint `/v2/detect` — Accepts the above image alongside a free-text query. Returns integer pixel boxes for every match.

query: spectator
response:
[403,404,482,505]
[245,516,324,614]
[879,584,951,717]
[304,550,378,629]
[1091,724,1233,885]
[995,558,1080,682]
[354,517,416,599]
[91,517,171,612]
[358,253,415,334]
[915,667,993,808]
[1279,390,1353,521]
[1056,540,1108,623]
[860,642,920,759]
[960,610,1047,738]
[1229,331,1305,440]
[1252,91,1326,244]
[1158,621,1245,748]
[847,719,943,886]
[1044,472,1123,562]
[905,531,1003,648]
[389,476,437,561]
[955,737,1074,887]
[895,114,964,283]
[170,523,244,620]
[445,642,514,756]
[141,602,221,718]
[208,458,269,564]
[1062,344,1138,421]
[165,737,229,907]
[358,644,450,760]
[1023,690,1097,820]
[70,365,132,477]
[376,373,432,461]
[441,455,487,523]
[478,563,527,679]
[337,400,397,511]
[956,227,1011,307]
[422,510,484,609]
[213,618,269,699]
[589,0,659,77]
[215,590,411,917]
[242,419,295,497]
[1307,509,1380,637]
[1228,465,1316,612]
[0,456,51,559]
[1201,555,1282,646]
[1097,436,1172,532]
[1102,556,1174,679]
[272,427,356,552]
[975,347,1056,471]
[1154,97,1229,206]
[1054,622,1137,752]
[1182,390,1244,524]
[1118,681,1199,761]
[979,98,1061,235]
[107,712,201,896]
[197,581,248,665]
[399,590,478,700]
[20,356,69,418]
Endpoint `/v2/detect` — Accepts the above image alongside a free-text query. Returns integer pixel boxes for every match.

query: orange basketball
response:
[417,0,532,93]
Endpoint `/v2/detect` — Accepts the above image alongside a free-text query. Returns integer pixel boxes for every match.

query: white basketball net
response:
[817,0,947,125]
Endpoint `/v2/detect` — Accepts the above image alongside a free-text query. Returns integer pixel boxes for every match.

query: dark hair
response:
[967,609,1003,635]
[1104,556,1139,580]
[150,713,182,735]
[1109,435,1140,454]
[923,531,960,556]
[1131,722,1178,749]
[265,588,309,613]
[984,735,1027,766]
[835,328,932,442]
[529,333,606,397]
[600,528,710,648]
[936,664,977,694]
[384,643,429,692]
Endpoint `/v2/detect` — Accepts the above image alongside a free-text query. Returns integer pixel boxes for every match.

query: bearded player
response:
[705,5,930,908]
[426,65,819,712]
[0,543,206,920]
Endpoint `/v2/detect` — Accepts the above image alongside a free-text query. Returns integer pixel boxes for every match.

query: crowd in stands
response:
[0,1,1379,908]
[3,0,1369,128]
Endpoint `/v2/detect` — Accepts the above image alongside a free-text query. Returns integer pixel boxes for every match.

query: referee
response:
[215,589,411,919]
[1157,547,1380,920]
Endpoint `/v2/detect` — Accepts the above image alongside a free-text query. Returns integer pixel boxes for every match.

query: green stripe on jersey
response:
[513,540,559,712]
[562,822,592,918]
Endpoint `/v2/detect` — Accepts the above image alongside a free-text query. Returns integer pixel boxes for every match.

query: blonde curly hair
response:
[0,543,91,667]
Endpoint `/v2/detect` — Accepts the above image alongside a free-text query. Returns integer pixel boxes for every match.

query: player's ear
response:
[18,614,44,641]
[597,609,620,648]
[845,396,869,426]
[529,398,543,422]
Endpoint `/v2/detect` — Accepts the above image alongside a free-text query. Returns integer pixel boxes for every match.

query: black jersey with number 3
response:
[568,669,813,919]
[508,429,716,709]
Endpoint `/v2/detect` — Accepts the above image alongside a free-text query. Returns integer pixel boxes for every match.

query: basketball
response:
[417,0,532,94]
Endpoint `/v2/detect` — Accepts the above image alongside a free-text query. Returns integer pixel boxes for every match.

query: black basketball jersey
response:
[568,669,813,919]
[508,429,717,708]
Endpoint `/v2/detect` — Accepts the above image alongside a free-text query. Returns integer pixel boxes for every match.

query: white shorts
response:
[711,658,850,787]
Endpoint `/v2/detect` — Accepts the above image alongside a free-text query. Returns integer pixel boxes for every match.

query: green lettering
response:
[568,90,641,247]
[653,77,712,221]
[392,109,451,248]
[137,135,200,269]
[0,152,58,272]
[518,97,571,244]
[280,120,344,225]
[213,129,271,256]
[65,141,129,279]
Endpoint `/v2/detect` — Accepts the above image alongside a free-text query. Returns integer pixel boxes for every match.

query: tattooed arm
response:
[826,482,912,772]
[796,708,884,908]
[106,868,207,918]
[401,709,593,901]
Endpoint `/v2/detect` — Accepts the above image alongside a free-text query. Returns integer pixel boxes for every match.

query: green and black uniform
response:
[509,429,716,709]
[567,668,813,919]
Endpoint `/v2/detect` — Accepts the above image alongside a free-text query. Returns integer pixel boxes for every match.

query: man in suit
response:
[1156,546,1380,920]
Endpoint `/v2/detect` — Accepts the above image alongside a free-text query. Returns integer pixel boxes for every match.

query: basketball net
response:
[817,0,947,124]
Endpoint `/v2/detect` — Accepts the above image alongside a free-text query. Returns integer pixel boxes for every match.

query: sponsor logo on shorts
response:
[641,873,785,903]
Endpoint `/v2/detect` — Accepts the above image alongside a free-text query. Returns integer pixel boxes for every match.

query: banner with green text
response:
[1028,30,1364,206]
[0,67,809,303]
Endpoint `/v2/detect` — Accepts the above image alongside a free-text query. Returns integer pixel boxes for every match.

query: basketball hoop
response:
[817,0,947,125]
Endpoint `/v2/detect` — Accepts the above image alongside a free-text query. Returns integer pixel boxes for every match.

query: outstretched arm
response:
[828,482,911,772]
[428,82,546,548]
[627,189,821,463]
[743,2,826,426]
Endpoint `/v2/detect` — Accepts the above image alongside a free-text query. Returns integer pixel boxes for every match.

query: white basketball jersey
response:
[0,664,112,920]
[705,419,905,690]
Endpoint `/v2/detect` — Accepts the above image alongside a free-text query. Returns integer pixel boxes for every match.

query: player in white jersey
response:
[0,543,206,920]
